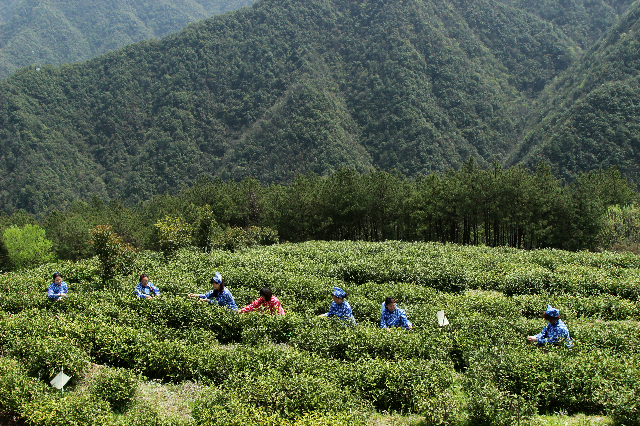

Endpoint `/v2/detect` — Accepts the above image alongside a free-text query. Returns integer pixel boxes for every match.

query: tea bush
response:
[226,371,368,420]
[193,386,370,426]
[0,356,48,414]
[192,388,295,426]
[1,240,639,424]
[465,346,640,416]
[340,358,460,413]
[89,366,139,412]
[21,392,114,426]
[5,323,90,384]
[465,381,537,426]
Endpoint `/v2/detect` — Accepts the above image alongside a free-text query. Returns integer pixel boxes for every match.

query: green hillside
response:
[0,0,256,80]
[0,0,21,22]
[0,0,637,215]
[496,0,632,49]
[509,4,640,183]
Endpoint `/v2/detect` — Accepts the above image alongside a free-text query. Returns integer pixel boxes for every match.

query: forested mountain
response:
[495,0,632,50]
[0,0,256,80]
[0,0,20,22]
[0,0,636,214]
[508,3,640,183]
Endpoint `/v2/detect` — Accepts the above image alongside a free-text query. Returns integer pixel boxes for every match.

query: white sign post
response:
[437,310,449,327]
[50,368,71,396]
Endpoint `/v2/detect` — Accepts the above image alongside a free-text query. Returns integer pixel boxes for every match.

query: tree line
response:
[0,159,637,271]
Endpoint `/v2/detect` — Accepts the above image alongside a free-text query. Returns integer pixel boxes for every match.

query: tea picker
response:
[380,297,413,330]
[319,286,356,325]
[527,304,573,348]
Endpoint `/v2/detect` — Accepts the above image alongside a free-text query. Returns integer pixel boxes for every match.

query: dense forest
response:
[1,164,637,273]
[0,0,256,80]
[508,3,640,183]
[0,0,638,216]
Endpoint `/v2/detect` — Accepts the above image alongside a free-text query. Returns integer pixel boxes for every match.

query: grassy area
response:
[533,414,613,426]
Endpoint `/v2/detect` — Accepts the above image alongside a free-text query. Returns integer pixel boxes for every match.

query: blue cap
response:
[545,304,560,318]
[211,272,222,284]
[332,287,346,298]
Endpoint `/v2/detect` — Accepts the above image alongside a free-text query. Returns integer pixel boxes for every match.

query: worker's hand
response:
[526,336,537,343]
[188,293,197,298]
[145,294,152,300]
[199,298,209,303]
[407,324,413,330]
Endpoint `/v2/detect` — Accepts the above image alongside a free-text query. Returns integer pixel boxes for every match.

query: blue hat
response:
[544,304,559,318]
[332,287,346,298]
[211,272,222,284]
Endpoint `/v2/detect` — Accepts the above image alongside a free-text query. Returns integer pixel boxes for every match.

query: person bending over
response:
[239,287,285,315]
[527,304,572,348]
[189,272,237,311]
[319,286,356,325]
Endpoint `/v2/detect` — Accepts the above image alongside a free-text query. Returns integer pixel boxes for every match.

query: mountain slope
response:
[0,0,256,80]
[496,0,632,49]
[0,0,635,214]
[508,2,640,182]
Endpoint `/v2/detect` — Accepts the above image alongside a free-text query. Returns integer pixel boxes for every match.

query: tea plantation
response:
[1,241,638,425]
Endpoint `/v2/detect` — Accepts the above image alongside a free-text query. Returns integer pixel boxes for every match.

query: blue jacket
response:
[47,282,68,300]
[380,304,412,329]
[135,282,160,299]
[324,300,356,324]
[535,319,573,347]
[198,287,238,311]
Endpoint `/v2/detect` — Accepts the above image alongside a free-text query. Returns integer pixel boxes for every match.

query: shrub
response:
[0,356,48,414]
[188,204,219,252]
[90,323,148,369]
[8,334,89,384]
[210,226,279,251]
[340,358,460,414]
[236,312,302,345]
[290,411,370,426]
[90,225,137,283]
[89,366,139,412]
[138,339,204,382]
[594,355,640,426]
[465,381,536,426]
[603,387,640,426]
[21,393,114,426]
[222,372,368,421]
[597,204,640,252]
[154,216,193,255]
[113,406,192,426]
[192,389,283,426]
[2,224,54,270]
